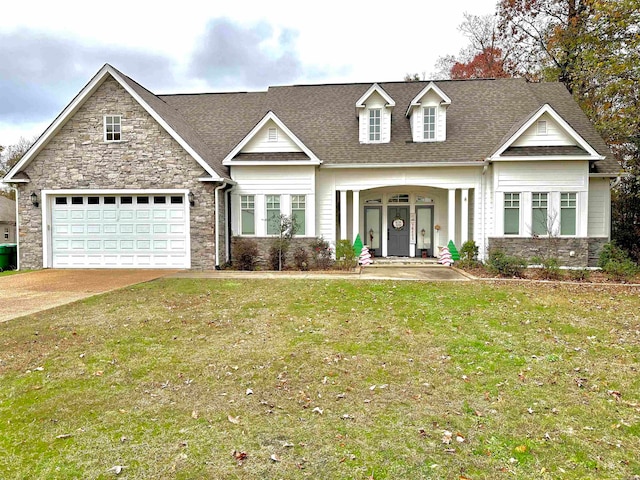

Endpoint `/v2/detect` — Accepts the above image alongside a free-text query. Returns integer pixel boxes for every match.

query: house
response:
[2,64,618,270]
[0,196,17,243]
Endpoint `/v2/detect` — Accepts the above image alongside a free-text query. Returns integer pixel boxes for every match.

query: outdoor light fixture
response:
[30,191,39,207]
[188,192,195,206]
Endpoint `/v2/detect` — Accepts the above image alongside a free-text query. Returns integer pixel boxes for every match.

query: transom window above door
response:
[388,194,410,203]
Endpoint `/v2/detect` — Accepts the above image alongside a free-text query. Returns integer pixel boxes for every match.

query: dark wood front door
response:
[387,206,410,256]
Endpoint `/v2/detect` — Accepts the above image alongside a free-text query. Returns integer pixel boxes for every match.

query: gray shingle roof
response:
[151,77,617,175]
[502,146,588,156]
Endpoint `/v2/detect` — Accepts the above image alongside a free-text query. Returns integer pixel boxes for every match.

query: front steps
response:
[369,256,443,267]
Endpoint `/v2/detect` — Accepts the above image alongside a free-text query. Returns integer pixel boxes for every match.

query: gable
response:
[242,119,303,153]
[512,112,574,147]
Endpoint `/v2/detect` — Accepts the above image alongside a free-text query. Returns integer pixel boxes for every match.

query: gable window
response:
[369,109,381,141]
[104,115,121,142]
[560,192,577,235]
[241,195,255,235]
[266,195,281,235]
[504,193,520,235]
[423,107,436,140]
[532,193,548,236]
[291,195,306,235]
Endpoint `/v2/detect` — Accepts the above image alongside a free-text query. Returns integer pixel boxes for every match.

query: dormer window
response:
[104,115,121,142]
[356,83,395,144]
[369,109,381,141]
[423,107,436,141]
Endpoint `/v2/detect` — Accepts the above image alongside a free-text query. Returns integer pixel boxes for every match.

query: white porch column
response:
[340,190,348,240]
[352,190,360,242]
[461,188,469,244]
[448,188,457,245]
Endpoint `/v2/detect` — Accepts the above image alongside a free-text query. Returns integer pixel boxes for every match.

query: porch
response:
[335,186,475,258]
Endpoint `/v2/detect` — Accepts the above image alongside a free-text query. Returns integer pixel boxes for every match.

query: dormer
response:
[405,82,451,143]
[356,83,395,144]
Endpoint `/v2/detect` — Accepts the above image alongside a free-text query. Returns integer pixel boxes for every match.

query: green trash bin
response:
[0,245,9,271]
[4,244,17,269]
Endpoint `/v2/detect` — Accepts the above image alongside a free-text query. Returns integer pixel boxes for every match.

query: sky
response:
[0,0,498,147]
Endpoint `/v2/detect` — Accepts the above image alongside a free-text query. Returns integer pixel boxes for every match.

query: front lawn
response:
[1,280,639,479]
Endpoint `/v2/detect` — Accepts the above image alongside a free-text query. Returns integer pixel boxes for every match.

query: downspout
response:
[8,185,19,270]
[481,161,489,261]
[214,181,227,269]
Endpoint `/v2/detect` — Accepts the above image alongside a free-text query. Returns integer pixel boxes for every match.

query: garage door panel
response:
[51,193,189,268]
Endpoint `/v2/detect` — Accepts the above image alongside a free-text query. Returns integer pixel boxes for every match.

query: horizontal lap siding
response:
[588,178,610,237]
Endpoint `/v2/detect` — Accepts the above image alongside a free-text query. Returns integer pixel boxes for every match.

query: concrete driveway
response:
[0,269,174,323]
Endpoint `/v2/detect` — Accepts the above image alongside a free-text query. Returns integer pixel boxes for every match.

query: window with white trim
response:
[423,106,436,140]
[104,115,122,142]
[266,195,281,235]
[504,193,520,235]
[291,195,306,235]
[241,195,255,235]
[560,192,577,235]
[369,109,381,141]
[532,193,548,236]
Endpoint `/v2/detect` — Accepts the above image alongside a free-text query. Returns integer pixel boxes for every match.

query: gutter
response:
[6,185,19,270]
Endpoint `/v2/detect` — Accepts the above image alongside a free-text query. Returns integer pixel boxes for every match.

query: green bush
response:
[458,240,480,268]
[293,246,310,271]
[232,237,259,271]
[486,250,527,277]
[568,268,591,282]
[530,256,562,280]
[268,239,289,270]
[598,242,630,268]
[335,239,358,270]
[310,237,334,270]
[603,259,638,282]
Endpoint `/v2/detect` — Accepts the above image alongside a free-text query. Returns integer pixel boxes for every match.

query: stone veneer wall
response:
[231,237,318,269]
[587,238,608,267]
[16,77,220,270]
[488,237,601,267]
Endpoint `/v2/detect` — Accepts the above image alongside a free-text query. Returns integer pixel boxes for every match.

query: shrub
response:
[603,259,639,282]
[268,239,289,270]
[598,242,629,268]
[335,239,358,270]
[568,268,591,282]
[530,256,562,280]
[232,237,259,271]
[293,246,310,271]
[458,240,480,268]
[310,237,333,270]
[486,250,527,277]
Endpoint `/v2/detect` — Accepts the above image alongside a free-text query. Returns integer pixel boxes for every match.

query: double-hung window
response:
[241,195,255,235]
[369,109,381,142]
[532,193,548,236]
[291,195,306,235]
[423,106,436,140]
[504,193,520,235]
[560,193,577,235]
[104,115,121,142]
[266,195,281,235]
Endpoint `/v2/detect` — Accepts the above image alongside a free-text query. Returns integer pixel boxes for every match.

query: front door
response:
[387,206,410,256]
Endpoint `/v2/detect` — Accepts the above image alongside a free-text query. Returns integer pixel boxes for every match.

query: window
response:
[136,196,149,204]
[561,193,577,235]
[88,197,100,205]
[291,195,306,235]
[266,195,281,235]
[241,195,255,235]
[104,197,116,205]
[504,193,520,235]
[388,194,409,203]
[268,127,278,142]
[170,196,183,204]
[532,193,548,236]
[71,197,84,205]
[120,196,133,204]
[153,196,167,204]
[537,120,547,135]
[104,115,121,142]
[369,109,381,141]
[55,197,67,205]
[423,106,436,140]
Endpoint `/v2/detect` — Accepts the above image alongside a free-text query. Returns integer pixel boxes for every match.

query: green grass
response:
[1,279,639,479]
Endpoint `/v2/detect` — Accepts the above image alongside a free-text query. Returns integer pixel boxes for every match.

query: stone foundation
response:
[487,237,606,268]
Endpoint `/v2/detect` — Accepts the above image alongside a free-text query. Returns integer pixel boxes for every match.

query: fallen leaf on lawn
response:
[270,454,281,462]
[228,415,240,424]
[94,371,103,376]
[56,434,72,439]
[232,450,247,464]
[106,465,126,475]
[607,390,621,400]
[246,388,253,395]
[34,367,44,371]
[442,430,453,444]
[456,433,465,443]
[191,410,199,419]
[514,445,527,453]
[444,448,456,454]
[312,407,323,415]
[282,442,294,448]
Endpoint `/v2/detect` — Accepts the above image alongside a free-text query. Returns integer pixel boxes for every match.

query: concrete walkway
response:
[168,265,472,282]
[0,269,175,323]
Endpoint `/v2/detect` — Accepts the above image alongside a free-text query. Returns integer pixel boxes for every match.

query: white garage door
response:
[51,193,189,268]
